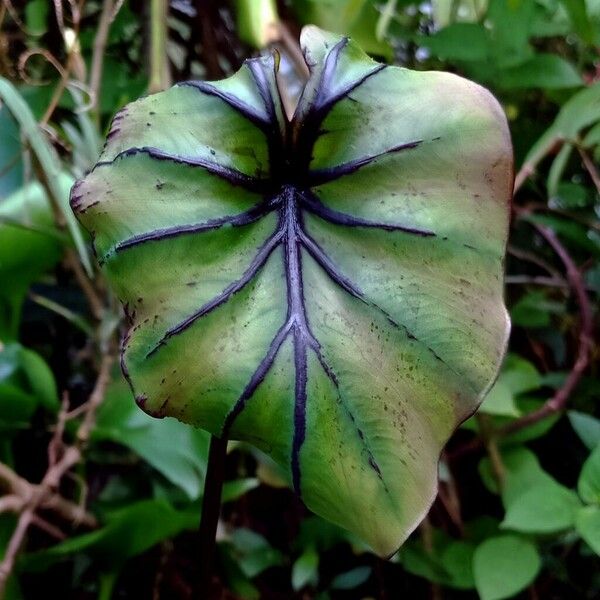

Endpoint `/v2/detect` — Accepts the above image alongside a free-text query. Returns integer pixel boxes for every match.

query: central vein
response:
[282,186,314,494]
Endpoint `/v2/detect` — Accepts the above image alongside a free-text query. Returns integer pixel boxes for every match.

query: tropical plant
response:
[71,24,512,561]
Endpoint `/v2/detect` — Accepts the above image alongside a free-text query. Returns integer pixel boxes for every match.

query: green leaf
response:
[23,500,197,570]
[480,379,520,417]
[292,546,319,591]
[499,355,542,394]
[578,445,600,505]
[497,54,583,89]
[473,535,541,600]
[0,106,23,199]
[0,179,67,339]
[511,290,564,328]
[560,0,596,43]
[0,343,59,429]
[501,480,582,533]
[418,23,489,62]
[94,377,209,500]
[524,82,600,170]
[480,354,541,417]
[569,411,600,450]
[575,505,600,555]
[487,0,536,68]
[502,397,560,445]
[479,447,554,502]
[220,543,261,599]
[25,0,49,36]
[222,478,260,503]
[330,566,371,590]
[0,78,92,276]
[71,26,512,556]
[229,528,283,578]
[400,542,450,585]
[440,540,476,589]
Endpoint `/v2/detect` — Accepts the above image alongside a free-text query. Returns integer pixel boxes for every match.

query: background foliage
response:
[0,1,598,598]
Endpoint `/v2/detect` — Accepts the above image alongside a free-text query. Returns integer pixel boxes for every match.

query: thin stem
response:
[149,0,171,93]
[577,145,600,193]
[198,434,228,598]
[90,0,124,118]
[498,220,593,436]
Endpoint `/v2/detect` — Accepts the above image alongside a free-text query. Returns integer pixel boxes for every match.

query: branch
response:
[577,145,600,194]
[0,353,114,595]
[498,220,593,436]
[89,0,124,115]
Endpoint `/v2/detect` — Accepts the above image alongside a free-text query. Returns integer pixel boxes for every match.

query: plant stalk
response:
[198,434,228,598]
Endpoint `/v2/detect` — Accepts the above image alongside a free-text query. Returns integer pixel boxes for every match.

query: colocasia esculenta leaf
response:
[71,27,512,556]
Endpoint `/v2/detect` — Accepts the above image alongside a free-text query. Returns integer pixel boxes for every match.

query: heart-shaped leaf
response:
[71,26,512,556]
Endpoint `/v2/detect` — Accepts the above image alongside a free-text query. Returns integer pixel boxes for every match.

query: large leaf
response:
[71,26,512,556]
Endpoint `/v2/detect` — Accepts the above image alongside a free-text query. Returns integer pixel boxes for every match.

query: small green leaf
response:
[399,541,450,585]
[479,447,554,502]
[473,535,541,600]
[23,500,197,570]
[0,180,66,339]
[418,23,489,62]
[330,566,371,590]
[501,480,581,533]
[440,540,476,589]
[0,343,59,428]
[502,397,560,445]
[292,546,319,591]
[229,528,283,578]
[480,379,519,417]
[575,505,600,555]
[524,82,600,170]
[559,0,595,44]
[578,445,600,505]
[569,411,600,451]
[25,0,49,36]
[222,478,260,503]
[497,54,583,89]
[480,355,541,417]
[0,78,92,276]
[487,0,536,69]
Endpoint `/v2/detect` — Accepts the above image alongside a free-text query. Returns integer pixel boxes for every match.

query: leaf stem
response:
[198,434,228,598]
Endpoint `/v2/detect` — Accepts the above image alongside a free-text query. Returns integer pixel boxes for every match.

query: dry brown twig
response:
[497,215,594,436]
[577,145,600,193]
[89,0,125,114]
[0,353,114,596]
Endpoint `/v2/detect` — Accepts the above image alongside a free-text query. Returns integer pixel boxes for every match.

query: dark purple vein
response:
[111,200,278,257]
[299,190,435,237]
[96,146,267,192]
[293,37,387,172]
[314,63,386,116]
[291,327,308,495]
[313,347,387,486]
[146,228,284,358]
[298,228,469,385]
[221,320,292,436]
[298,228,365,300]
[246,58,278,125]
[308,140,423,185]
[281,187,317,495]
[178,80,270,129]
[312,37,348,111]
